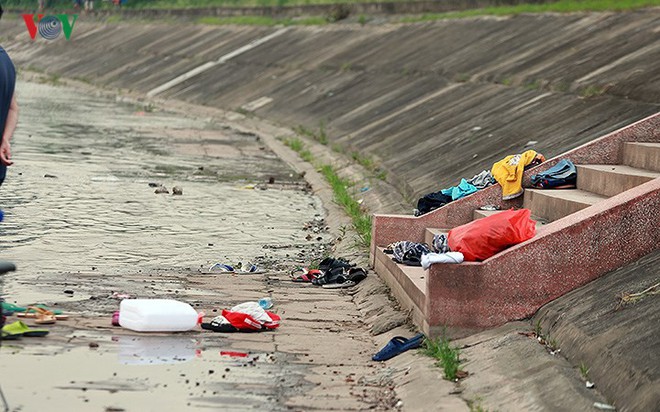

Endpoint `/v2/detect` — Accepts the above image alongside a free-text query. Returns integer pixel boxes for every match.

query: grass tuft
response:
[282,137,372,248]
[423,335,464,381]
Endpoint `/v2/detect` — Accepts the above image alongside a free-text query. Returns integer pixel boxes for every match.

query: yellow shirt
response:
[491,150,538,200]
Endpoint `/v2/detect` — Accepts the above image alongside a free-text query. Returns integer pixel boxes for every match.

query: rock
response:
[172,186,183,195]
[44,174,58,178]
[148,182,159,187]
[154,186,169,194]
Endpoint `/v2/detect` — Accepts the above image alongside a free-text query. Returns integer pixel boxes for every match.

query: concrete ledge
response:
[425,177,660,331]
[373,248,426,329]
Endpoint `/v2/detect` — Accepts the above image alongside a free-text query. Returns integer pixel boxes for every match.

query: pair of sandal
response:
[314,267,368,289]
[207,261,264,274]
[16,306,68,325]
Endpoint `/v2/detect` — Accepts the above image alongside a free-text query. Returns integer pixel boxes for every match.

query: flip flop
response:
[1,302,63,315]
[235,261,265,274]
[206,263,235,273]
[2,321,50,337]
[17,307,62,324]
[372,333,425,362]
[321,280,356,289]
[1,329,22,340]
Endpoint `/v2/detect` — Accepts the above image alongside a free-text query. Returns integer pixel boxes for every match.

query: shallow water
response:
[0,80,326,299]
[0,80,327,410]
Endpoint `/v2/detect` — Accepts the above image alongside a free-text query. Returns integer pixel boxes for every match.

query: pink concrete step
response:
[373,247,427,329]
[522,188,607,222]
[623,142,660,172]
[576,164,660,197]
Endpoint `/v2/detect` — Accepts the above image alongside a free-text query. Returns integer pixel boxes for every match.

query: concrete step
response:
[623,142,660,172]
[373,247,427,328]
[522,189,608,222]
[576,164,660,197]
[424,227,452,246]
[473,208,549,229]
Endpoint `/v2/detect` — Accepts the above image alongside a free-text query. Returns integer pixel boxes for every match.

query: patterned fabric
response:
[432,233,450,254]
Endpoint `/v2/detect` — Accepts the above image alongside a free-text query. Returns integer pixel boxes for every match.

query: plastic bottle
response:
[258,297,273,310]
[119,299,199,332]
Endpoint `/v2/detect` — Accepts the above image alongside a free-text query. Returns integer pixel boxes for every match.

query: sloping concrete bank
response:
[534,250,660,412]
[3,10,659,203]
[1,12,658,411]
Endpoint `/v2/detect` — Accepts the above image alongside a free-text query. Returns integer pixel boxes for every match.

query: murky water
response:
[0,80,326,297]
[0,80,328,411]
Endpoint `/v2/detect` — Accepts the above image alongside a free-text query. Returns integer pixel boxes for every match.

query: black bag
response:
[530,159,577,189]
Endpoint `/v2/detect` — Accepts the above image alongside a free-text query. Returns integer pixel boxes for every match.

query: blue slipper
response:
[372,333,425,361]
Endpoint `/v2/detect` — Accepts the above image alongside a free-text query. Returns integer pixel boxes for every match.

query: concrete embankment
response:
[3,10,659,203]
[2,10,659,411]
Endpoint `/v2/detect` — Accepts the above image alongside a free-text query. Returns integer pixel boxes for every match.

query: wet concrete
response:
[0,80,396,411]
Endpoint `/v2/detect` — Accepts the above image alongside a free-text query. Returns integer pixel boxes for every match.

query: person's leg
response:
[0,164,5,187]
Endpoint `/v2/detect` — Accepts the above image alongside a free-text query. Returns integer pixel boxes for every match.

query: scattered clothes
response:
[372,333,425,361]
[318,257,354,273]
[467,170,496,190]
[202,302,281,332]
[530,159,577,189]
[432,233,450,254]
[441,178,478,201]
[2,320,49,338]
[391,241,432,266]
[415,191,453,216]
[421,252,465,270]
[448,208,536,261]
[491,150,540,200]
[290,268,322,282]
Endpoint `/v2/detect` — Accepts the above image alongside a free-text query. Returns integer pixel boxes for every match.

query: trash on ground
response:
[119,299,199,332]
[373,333,425,362]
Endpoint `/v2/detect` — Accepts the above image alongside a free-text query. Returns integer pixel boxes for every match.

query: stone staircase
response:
[370,113,660,337]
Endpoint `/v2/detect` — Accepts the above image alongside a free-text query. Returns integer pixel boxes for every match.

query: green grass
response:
[319,164,372,247]
[350,150,387,180]
[283,136,305,152]
[579,362,590,380]
[400,0,660,23]
[197,15,326,25]
[294,123,328,145]
[281,136,372,247]
[423,335,464,381]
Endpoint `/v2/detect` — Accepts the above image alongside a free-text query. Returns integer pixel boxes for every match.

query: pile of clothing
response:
[415,150,545,216]
[388,208,537,265]
[290,257,368,289]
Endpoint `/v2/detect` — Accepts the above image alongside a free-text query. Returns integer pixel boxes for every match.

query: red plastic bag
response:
[448,209,536,261]
[221,310,281,331]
